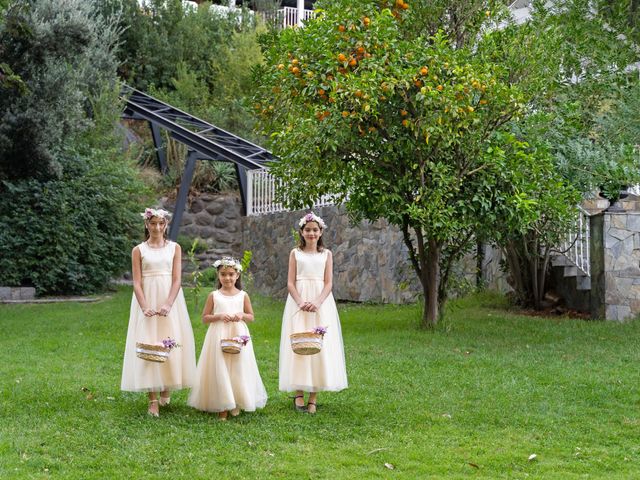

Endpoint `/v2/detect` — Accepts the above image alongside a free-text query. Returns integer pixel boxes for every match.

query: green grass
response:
[1,288,640,479]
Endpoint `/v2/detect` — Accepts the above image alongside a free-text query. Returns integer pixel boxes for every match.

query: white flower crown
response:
[213,257,243,272]
[141,208,171,221]
[298,212,326,229]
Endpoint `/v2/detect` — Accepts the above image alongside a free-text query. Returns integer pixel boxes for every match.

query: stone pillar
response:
[601,211,640,321]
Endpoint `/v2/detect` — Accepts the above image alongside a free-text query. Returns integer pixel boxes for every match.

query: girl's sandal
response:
[306,401,317,415]
[147,399,160,418]
[293,395,305,412]
[218,411,228,421]
[230,407,241,417]
[159,395,171,407]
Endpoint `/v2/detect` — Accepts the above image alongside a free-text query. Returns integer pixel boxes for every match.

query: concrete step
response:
[576,275,591,290]
[551,255,571,267]
[563,266,578,277]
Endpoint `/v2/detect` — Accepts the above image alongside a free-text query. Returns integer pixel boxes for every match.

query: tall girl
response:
[121,208,196,417]
[188,257,267,420]
[279,212,348,414]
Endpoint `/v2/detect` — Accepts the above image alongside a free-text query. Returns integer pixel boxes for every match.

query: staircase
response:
[550,206,592,291]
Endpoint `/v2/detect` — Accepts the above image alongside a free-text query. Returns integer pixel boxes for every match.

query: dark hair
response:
[216,265,242,290]
[143,216,169,241]
[298,221,324,252]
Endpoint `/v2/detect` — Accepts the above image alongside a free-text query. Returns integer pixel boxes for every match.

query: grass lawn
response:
[1,287,639,479]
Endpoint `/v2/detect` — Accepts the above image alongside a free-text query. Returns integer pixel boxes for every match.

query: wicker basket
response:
[220,338,243,354]
[290,331,324,355]
[136,342,170,363]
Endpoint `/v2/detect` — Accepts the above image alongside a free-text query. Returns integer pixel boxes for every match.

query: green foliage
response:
[255,0,570,326]
[96,0,265,193]
[187,239,205,310]
[177,234,208,255]
[0,0,121,181]
[0,1,148,294]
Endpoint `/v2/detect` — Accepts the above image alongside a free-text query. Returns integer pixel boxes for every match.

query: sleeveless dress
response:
[121,241,196,392]
[279,249,348,392]
[188,290,267,413]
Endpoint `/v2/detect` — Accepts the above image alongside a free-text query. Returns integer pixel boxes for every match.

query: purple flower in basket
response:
[162,338,181,350]
[232,335,251,346]
[313,326,328,336]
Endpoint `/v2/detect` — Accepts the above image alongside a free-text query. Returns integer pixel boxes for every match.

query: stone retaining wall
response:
[242,206,422,303]
[161,193,244,272]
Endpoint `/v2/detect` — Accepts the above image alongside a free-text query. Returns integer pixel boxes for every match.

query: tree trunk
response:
[421,239,441,329]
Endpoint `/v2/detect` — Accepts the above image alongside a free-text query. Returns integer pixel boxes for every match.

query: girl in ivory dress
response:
[121,208,196,417]
[188,257,267,420]
[279,212,348,414]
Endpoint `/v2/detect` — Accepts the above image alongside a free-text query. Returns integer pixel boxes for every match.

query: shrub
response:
[0,1,149,294]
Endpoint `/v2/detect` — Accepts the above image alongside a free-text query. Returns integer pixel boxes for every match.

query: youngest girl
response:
[188,257,267,420]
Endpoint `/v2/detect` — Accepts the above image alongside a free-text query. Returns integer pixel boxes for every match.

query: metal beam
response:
[169,150,198,241]
[149,122,168,174]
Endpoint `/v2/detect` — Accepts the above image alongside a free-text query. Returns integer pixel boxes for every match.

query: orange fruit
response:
[414,80,423,88]
[400,109,408,116]
[291,59,299,66]
[402,119,410,127]
[342,111,349,118]
[363,16,371,26]
[292,67,300,75]
[436,84,444,91]
[420,66,428,76]
[479,99,488,105]
[318,89,325,95]
[338,25,346,32]
[277,64,285,70]
[349,57,358,67]
[355,90,363,98]
[338,53,347,62]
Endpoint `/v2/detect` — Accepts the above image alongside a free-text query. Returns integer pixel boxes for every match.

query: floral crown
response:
[141,208,171,221]
[298,212,326,229]
[213,257,243,272]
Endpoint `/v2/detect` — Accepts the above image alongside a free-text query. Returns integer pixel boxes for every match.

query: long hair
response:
[143,217,169,241]
[216,267,242,290]
[297,222,325,252]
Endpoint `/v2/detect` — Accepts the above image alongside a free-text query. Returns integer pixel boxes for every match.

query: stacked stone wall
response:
[603,212,640,321]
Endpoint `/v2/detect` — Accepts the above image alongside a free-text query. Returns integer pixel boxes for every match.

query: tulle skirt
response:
[188,321,267,412]
[121,277,196,392]
[279,279,348,392]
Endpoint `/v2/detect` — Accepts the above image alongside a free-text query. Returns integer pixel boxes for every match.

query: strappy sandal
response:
[147,399,159,417]
[306,401,317,415]
[218,411,228,421]
[293,395,306,412]
[159,395,171,407]
[230,407,241,417]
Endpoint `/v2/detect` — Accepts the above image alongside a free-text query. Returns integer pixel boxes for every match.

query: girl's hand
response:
[223,314,233,323]
[143,308,156,317]
[307,302,320,312]
[158,304,172,316]
[298,302,310,312]
[233,312,244,322]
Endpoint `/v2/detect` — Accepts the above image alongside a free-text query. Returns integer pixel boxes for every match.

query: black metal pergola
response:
[121,84,276,240]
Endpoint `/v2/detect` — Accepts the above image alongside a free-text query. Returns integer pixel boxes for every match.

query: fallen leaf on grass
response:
[106,396,115,401]
[468,463,480,469]
[442,413,452,419]
[528,454,537,461]
[384,463,395,470]
[366,447,388,455]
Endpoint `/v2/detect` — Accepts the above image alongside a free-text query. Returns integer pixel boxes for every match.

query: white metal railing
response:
[559,206,591,276]
[258,7,314,28]
[246,168,336,216]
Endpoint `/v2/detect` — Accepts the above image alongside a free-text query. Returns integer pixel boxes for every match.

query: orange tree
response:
[254,0,573,327]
